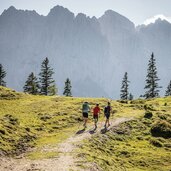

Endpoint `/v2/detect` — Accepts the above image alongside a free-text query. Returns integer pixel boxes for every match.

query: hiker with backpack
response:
[82,102,90,129]
[104,102,112,128]
[93,103,100,129]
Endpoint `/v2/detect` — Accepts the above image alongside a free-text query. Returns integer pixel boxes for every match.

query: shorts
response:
[93,115,98,120]
[83,112,88,118]
[105,114,110,119]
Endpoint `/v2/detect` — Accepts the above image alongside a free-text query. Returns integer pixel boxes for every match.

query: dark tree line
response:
[23,57,71,96]
[120,52,168,100]
[23,57,57,96]
[1,52,171,98]
[165,80,171,96]
[0,64,6,87]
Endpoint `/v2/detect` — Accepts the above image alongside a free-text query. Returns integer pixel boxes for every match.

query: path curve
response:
[0,117,132,171]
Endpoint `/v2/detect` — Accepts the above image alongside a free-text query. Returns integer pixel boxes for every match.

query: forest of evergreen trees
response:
[0,53,171,99]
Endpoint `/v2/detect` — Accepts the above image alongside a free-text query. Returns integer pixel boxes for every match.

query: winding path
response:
[0,117,132,171]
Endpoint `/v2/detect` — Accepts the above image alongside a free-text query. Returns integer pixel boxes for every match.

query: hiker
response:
[104,102,112,128]
[93,104,100,129]
[82,102,90,128]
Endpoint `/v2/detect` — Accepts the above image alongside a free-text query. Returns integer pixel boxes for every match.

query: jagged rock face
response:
[0,5,171,98]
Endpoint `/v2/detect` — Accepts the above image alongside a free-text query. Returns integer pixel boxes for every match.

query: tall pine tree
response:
[39,57,55,95]
[165,80,171,96]
[63,78,72,97]
[23,72,39,95]
[0,64,6,87]
[144,53,161,99]
[120,72,129,100]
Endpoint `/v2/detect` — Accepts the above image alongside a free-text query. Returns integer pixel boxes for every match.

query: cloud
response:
[143,14,171,25]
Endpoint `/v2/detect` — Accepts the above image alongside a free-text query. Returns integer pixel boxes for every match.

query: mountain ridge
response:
[0,5,171,98]
[2,5,170,26]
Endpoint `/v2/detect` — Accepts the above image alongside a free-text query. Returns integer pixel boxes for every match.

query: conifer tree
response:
[144,53,161,99]
[23,72,39,94]
[48,84,57,96]
[63,78,72,97]
[120,72,129,100]
[39,57,55,95]
[129,93,134,100]
[0,64,6,87]
[165,80,171,96]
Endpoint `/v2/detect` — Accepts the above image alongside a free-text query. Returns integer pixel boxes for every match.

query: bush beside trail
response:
[151,120,171,138]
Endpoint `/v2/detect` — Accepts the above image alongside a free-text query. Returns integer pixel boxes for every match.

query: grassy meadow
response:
[0,86,171,171]
[0,86,109,158]
[78,98,171,171]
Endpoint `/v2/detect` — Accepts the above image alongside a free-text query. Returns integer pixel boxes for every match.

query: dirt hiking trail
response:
[0,117,132,171]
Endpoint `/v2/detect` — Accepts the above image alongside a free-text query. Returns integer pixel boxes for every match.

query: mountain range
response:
[0,5,171,98]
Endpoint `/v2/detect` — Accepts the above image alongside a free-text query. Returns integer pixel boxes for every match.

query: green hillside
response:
[0,86,108,157]
[0,86,171,171]
[78,99,171,170]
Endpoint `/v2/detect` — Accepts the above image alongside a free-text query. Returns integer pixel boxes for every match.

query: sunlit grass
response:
[1,86,171,170]
[78,97,171,171]
[27,151,59,160]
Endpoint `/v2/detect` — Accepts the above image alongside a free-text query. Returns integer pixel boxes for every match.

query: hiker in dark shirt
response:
[104,102,112,128]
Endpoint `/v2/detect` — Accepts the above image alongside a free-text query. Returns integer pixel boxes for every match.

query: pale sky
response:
[0,0,171,25]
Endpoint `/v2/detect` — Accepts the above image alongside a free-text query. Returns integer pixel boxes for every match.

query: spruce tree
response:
[63,78,72,97]
[23,72,39,95]
[144,53,161,99]
[120,72,129,100]
[0,64,6,87]
[48,84,57,96]
[39,57,55,95]
[165,80,171,96]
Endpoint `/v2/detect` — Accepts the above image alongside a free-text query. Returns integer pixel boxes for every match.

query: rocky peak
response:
[47,5,74,20]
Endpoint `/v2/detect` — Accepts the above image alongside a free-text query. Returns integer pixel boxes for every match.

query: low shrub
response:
[144,111,153,119]
[151,120,171,138]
